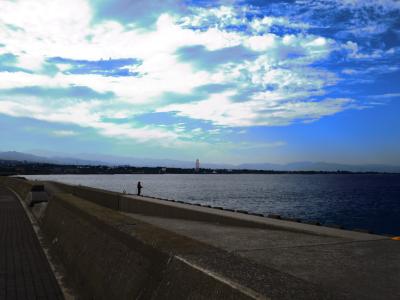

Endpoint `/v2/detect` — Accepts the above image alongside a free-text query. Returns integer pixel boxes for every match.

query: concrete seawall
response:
[0,176,35,199]
[41,193,257,299]
[2,177,400,299]
[3,178,260,299]
[46,181,387,239]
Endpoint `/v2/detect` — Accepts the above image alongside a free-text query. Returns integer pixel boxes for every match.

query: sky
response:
[0,0,399,165]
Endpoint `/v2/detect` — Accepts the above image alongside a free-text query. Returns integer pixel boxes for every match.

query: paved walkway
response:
[0,186,63,300]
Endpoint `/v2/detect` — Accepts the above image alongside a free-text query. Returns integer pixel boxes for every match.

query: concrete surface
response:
[123,213,400,300]
[3,177,399,300]
[45,180,400,299]
[0,185,63,300]
[40,192,282,299]
[44,181,386,240]
[246,240,400,300]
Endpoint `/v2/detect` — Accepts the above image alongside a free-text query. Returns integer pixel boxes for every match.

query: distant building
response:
[195,159,200,173]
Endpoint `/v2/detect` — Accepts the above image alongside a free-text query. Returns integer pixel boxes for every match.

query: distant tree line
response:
[0,159,389,176]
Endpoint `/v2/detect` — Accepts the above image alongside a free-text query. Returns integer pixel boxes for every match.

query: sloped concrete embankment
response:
[41,193,262,299]
[2,178,262,299]
[47,182,268,228]
[47,182,291,230]
[46,181,385,239]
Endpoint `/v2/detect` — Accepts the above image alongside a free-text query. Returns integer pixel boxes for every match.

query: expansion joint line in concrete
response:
[149,255,175,298]
[175,256,270,300]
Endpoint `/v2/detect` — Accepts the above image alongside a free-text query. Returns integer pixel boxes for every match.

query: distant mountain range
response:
[0,151,105,166]
[1,150,399,173]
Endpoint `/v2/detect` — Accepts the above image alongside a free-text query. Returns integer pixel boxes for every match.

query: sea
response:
[23,173,400,236]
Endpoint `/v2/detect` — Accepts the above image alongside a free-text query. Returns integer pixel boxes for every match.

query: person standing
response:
[137,181,143,196]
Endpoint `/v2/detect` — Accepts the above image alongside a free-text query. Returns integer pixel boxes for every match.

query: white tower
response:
[195,159,200,173]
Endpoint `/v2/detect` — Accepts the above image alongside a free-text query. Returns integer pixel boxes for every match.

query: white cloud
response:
[368,93,400,99]
[342,64,400,75]
[52,130,78,137]
[208,128,221,135]
[296,0,400,13]
[245,34,276,51]
[0,0,364,147]
[342,41,399,60]
[158,90,354,127]
[333,0,400,11]
[250,16,310,33]
[191,128,203,134]
[0,96,181,145]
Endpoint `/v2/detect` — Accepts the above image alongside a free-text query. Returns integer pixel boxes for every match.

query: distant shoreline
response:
[1,159,399,176]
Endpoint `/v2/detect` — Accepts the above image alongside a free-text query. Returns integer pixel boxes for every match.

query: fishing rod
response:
[123,176,166,199]
[122,182,164,199]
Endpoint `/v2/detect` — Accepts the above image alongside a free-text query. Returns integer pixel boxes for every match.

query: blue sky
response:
[0,0,399,165]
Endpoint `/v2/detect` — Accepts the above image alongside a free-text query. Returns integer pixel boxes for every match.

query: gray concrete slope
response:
[40,180,400,299]
[123,211,400,300]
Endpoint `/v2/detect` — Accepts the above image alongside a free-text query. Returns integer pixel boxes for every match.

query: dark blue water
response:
[24,174,400,235]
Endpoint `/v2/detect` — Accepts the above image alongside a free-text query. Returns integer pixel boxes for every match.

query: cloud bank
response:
[0,0,399,162]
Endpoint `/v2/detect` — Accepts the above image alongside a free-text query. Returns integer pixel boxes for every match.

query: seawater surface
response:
[24,173,400,235]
